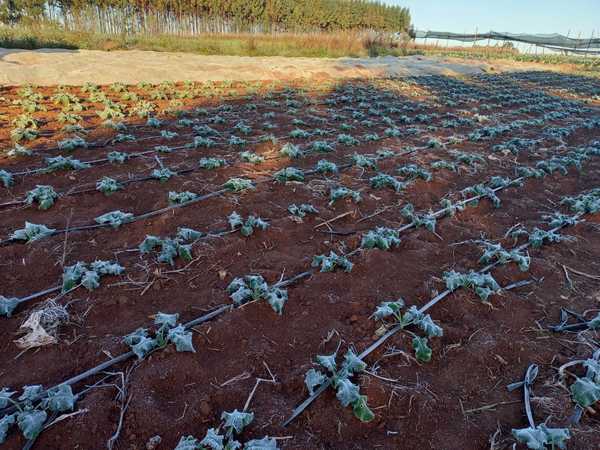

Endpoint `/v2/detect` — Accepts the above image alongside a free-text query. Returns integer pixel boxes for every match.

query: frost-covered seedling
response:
[351,153,377,170]
[329,186,361,205]
[426,137,443,148]
[228,212,269,237]
[160,130,178,140]
[376,148,396,159]
[461,184,501,208]
[224,178,254,192]
[107,151,128,164]
[443,270,501,302]
[312,251,353,273]
[146,117,161,127]
[273,167,304,183]
[190,136,215,148]
[57,136,87,151]
[280,143,303,159]
[151,167,176,183]
[397,164,432,181]
[370,173,408,192]
[337,134,359,146]
[240,151,264,164]
[45,155,90,172]
[488,176,523,189]
[139,231,201,266]
[227,275,288,314]
[25,185,58,210]
[450,150,485,166]
[400,204,436,233]
[431,160,457,172]
[95,210,133,229]
[303,349,374,422]
[289,128,310,139]
[0,383,76,444]
[312,141,334,153]
[174,409,279,450]
[96,177,121,196]
[168,191,198,205]
[542,212,581,229]
[361,227,401,251]
[10,127,39,142]
[384,127,401,137]
[62,260,124,292]
[0,170,14,188]
[0,296,20,317]
[10,222,56,243]
[516,166,546,179]
[478,241,530,271]
[528,228,574,248]
[196,157,224,170]
[512,424,570,450]
[288,203,318,218]
[561,189,600,214]
[316,159,338,174]
[123,311,195,359]
[372,301,442,362]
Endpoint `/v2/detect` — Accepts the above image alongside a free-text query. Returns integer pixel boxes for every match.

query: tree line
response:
[0,0,411,35]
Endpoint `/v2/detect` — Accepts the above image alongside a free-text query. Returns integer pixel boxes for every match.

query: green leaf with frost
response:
[17,410,47,440]
[199,157,225,169]
[335,378,360,407]
[412,336,432,363]
[352,395,375,422]
[311,251,353,273]
[10,222,56,243]
[154,312,178,328]
[304,369,327,395]
[167,325,195,352]
[0,388,16,409]
[311,141,334,153]
[123,328,157,359]
[240,151,264,164]
[570,377,600,407]
[244,437,279,450]
[372,300,404,320]
[139,235,162,253]
[44,384,75,412]
[57,136,87,151]
[315,159,337,174]
[81,270,100,291]
[288,204,318,218]
[90,260,124,276]
[25,185,58,210]
[95,210,133,228]
[224,178,254,192]
[370,173,408,192]
[361,227,401,251]
[221,410,254,435]
[152,168,176,183]
[343,350,366,374]
[44,155,90,172]
[329,187,361,205]
[107,151,128,164]
[96,176,121,195]
[280,143,303,159]
[273,167,304,183]
[62,262,87,291]
[0,414,15,444]
[397,164,432,181]
[177,228,204,241]
[200,428,224,450]
[0,296,20,317]
[512,424,570,450]
[168,191,198,205]
[174,436,200,450]
[316,352,338,373]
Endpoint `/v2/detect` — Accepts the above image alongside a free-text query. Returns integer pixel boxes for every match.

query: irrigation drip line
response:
[281,208,589,427]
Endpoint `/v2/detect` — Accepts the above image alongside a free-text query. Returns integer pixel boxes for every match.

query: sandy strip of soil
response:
[0,49,554,86]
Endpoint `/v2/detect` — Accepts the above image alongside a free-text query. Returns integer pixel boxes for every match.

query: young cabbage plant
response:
[107,151,128,164]
[168,191,199,205]
[361,227,401,251]
[273,167,304,183]
[431,160,457,172]
[0,383,76,444]
[199,157,226,170]
[151,167,176,183]
[288,203,318,219]
[280,143,303,159]
[561,188,600,214]
[25,185,58,210]
[96,177,122,196]
[369,173,409,192]
[461,183,502,208]
[315,159,338,174]
[240,151,264,164]
[44,156,90,172]
[311,141,334,153]
[224,178,255,192]
[397,164,432,181]
[329,187,361,206]
[311,251,353,273]
[337,134,359,146]
[123,312,195,359]
[477,241,531,271]
[10,222,56,243]
[443,270,501,302]
[228,212,269,237]
[95,210,134,229]
[371,300,443,363]
[62,260,124,292]
[303,349,374,422]
[0,170,13,188]
[351,153,377,170]
[226,275,288,314]
[139,228,202,266]
[400,203,436,233]
[174,409,279,450]
[57,136,87,151]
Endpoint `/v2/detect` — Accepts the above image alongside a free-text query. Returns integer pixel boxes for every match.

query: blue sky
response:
[385,0,598,36]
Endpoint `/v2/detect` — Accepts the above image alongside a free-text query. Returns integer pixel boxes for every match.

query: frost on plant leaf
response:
[570,377,600,407]
[11,222,56,243]
[401,204,436,232]
[17,410,47,440]
[361,227,401,251]
[226,275,287,314]
[412,336,432,363]
[312,251,353,273]
[443,270,500,301]
[43,384,75,412]
[304,369,327,395]
[221,409,254,434]
[224,178,254,192]
[329,187,361,205]
[370,173,408,192]
[512,424,570,450]
[96,177,121,196]
[273,167,304,183]
[168,191,198,205]
[288,203,318,218]
[228,212,269,236]
[95,210,133,228]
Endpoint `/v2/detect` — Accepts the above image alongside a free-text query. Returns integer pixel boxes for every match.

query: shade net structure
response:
[414,31,600,53]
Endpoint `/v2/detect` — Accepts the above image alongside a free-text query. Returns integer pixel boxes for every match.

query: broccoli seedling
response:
[228,212,269,236]
[361,227,401,251]
[10,222,56,243]
[443,270,500,302]
[312,251,353,273]
[24,185,58,210]
[227,275,287,314]
[370,173,408,192]
[96,177,121,196]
